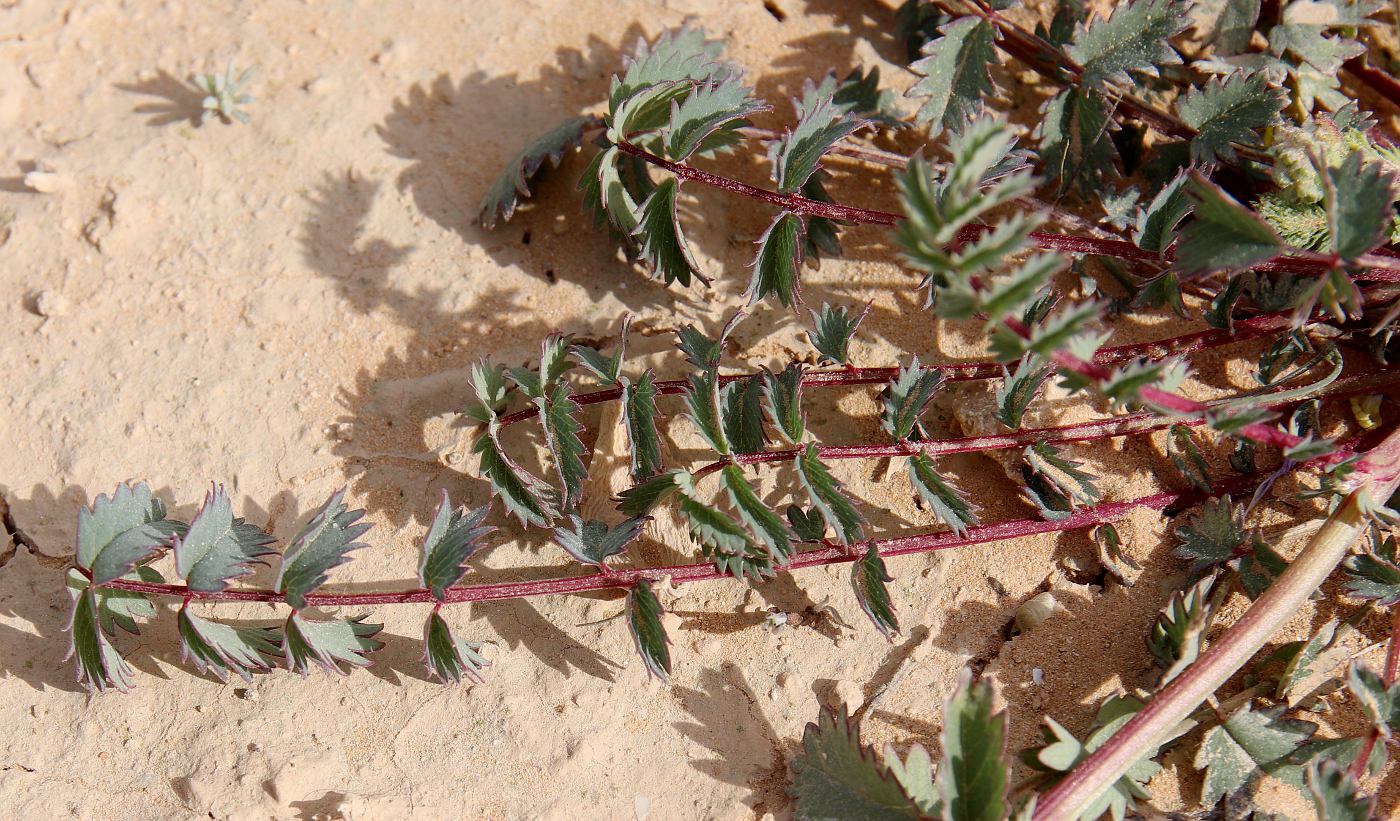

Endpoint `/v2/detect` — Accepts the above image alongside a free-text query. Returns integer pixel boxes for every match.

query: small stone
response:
[23,170,64,193]
[1031,667,1044,686]
[234,687,259,702]
[34,289,69,317]
[634,795,652,820]
[829,679,864,713]
[1014,591,1067,634]
[305,76,337,95]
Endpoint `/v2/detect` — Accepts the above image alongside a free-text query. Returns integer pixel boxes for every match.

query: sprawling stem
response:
[613,140,1400,282]
[1033,426,1400,821]
[496,312,1294,430]
[99,484,1227,606]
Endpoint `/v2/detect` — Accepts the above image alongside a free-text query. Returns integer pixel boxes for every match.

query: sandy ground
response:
[0,0,1395,818]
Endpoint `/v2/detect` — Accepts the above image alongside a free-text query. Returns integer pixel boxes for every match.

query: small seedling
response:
[195,60,254,125]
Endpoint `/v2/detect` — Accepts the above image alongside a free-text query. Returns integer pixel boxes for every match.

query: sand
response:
[0,1,1391,818]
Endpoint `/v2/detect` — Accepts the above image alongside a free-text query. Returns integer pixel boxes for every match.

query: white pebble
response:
[23,170,64,193]
[34,289,69,317]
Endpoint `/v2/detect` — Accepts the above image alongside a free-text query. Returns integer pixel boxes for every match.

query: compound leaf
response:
[675,472,774,581]
[909,453,979,535]
[1176,173,1285,275]
[474,419,560,528]
[790,706,924,820]
[939,670,1009,821]
[537,381,589,508]
[627,578,672,679]
[552,514,648,568]
[749,211,805,306]
[1177,73,1285,164]
[721,375,769,455]
[634,177,703,287]
[422,610,489,684]
[418,490,495,601]
[275,489,372,611]
[78,481,184,586]
[853,544,898,638]
[178,607,281,683]
[883,359,944,442]
[907,17,998,136]
[1067,0,1189,90]
[722,465,793,562]
[772,85,865,194]
[1196,704,1316,805]
[478,115,597,228]
[763,363,806,444]
[174,485,277,592]
[797,443,865,545]
[571,314,630,385]
[809,303,869,366]
[66,565,162,637]
[1024,442,1101,509]
[624,370,665,481]
[282,614,384,676]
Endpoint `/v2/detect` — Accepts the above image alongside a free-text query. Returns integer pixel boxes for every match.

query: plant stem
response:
[613,140,1400,282]
[495,312,1294,430]
[99,484,1225,607]
[1032,427,1400,821]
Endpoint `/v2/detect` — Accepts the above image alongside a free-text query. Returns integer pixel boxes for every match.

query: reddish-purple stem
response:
[496,312,1294,429]
[613,141,1400,283]
[99,485,1223,606]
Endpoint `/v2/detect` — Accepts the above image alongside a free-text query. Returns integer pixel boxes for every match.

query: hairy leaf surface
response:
[939,671,1008,821]
[474,420,561,527]
[772,85,864,194]
[624,370,665,481]
[635,177,703,286]
[907,17,998,136]
[809,303,868,366]
[1178,74,1285,164]
[853,545,898,638]
[422,610,489,684]
[763,363,806,444]
[721,376,769,455]
[78,482,184,586]
[175,485,276,592]
[797,443,865,545]
[1067,0,1189,90]
[749,211,805,306]
[283,614,384,676]
[722,465,793,561]
[790,706,924,820]
[552,514,648,567]
[178,607,281,682]
[909,453,978,535]
[627,579,672,679]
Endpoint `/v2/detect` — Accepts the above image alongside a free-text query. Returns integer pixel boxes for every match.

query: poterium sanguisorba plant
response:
[63,0,1400,817]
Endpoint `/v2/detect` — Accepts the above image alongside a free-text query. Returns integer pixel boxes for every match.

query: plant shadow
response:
[115,70,206,128]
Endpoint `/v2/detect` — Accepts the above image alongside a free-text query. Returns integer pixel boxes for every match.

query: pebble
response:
[830,679,864,713]
[23,170,64,193]
[1014,591,1067,634]
[633,795,652,820]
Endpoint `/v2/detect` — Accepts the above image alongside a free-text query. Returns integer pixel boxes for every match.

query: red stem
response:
[99,485,1224,606]
[496,312,1295,430]
[613,141,1400,283]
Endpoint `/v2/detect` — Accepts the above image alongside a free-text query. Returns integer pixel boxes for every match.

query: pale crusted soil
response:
[0,1,1396,819]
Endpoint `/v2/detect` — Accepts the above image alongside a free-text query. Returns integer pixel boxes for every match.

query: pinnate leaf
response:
[478,115,596,228]
[721,375,769,455]
[748,211,805,306]
[939,670,1008,821]
[1177,73,1285,164]
[790,705,924,820]
[1195,704,1316,805]
[1176,173,1284,275]
[1067,0,1189,90]
[422,610,489,684]
[908,453,978,535]
[771,85,864,194]
[797,443,865,545]
[624,370,665,481]
[763,363,806,444]
[808,303,868,366]
[78,481,184,586]
[635,177,703,287]
[907,17,998,136]
[67,588,135,692]
[552,514,648,568]
[474,419,561,527]
[275,489,372,611]
[722,465,793,562]
[178,607,281,682]
[626,579,671,679]
[882,359,944,442]
[418,491,494,601]
[853,544,898,638]
[174,485,276,592]
[283,614,384,676]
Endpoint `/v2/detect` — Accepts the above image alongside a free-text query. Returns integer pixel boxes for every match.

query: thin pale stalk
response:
[1033,427,1400,821]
